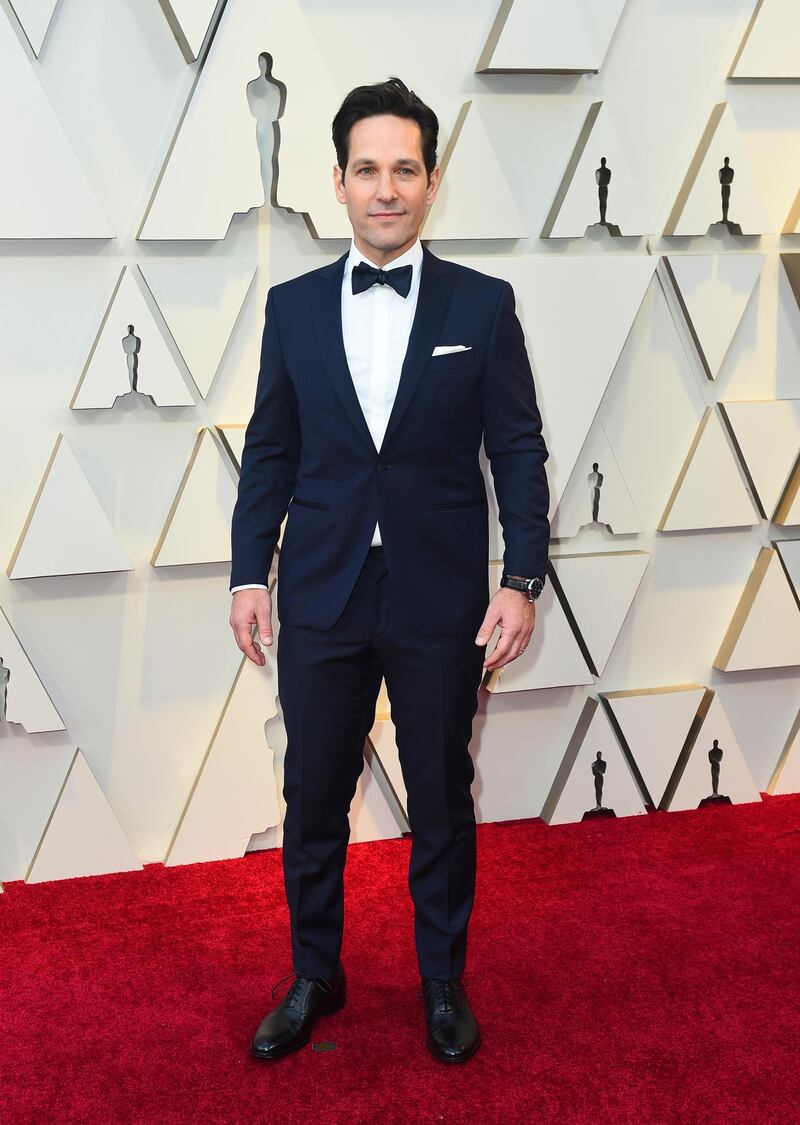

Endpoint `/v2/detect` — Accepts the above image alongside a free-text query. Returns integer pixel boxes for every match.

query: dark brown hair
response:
[331,76,439,182]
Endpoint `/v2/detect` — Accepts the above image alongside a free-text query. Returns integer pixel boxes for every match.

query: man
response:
[229,77,550,1064]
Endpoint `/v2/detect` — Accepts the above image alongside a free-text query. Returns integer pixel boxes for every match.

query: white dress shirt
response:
[232,235,424,593]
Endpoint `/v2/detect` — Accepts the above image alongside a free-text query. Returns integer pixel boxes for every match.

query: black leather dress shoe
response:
[250,962,346,1060]
[421,976,481,1063]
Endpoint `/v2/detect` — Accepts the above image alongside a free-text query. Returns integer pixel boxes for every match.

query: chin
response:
[372,225,412,245]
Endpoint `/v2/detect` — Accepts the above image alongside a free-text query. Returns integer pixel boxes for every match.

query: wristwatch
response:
[500,572,545,602]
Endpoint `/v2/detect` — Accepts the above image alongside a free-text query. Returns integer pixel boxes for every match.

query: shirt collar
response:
[346,235,423,282]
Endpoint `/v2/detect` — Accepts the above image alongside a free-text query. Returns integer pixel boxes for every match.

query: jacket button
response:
[376,462,390,472]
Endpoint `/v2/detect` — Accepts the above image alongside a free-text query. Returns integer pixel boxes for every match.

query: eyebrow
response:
[351,157,422,170]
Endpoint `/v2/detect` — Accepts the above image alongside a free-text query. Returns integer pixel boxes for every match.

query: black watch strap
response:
[501,573,545,601]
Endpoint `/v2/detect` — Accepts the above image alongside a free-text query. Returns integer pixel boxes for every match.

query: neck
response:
[353,231,420,268]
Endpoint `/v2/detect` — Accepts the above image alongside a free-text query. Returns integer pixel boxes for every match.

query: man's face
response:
[333,114,441,266]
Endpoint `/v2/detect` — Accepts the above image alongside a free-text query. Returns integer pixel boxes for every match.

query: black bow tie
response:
[351,260,413,298]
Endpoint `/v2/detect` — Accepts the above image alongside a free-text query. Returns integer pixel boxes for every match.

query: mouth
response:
[370,212,404,220]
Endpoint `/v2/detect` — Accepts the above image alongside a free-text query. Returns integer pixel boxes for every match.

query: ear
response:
[425,164,442,206]
[333,164,346,204]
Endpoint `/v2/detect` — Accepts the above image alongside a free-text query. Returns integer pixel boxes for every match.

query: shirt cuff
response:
[230,584,269,593]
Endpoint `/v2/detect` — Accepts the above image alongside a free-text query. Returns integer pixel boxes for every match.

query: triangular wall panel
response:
[157,0,222,62]
[783,190,800,234]
[7,434,133,580]
[152,429,239,567]
[8,0,60,56]
[540,696,647,825]
[663,694,762,812]
[0,12,113,237]
[139,0,345,240]
[166,648,280,866]
[72,267,195,409]
[780,253,800,308]
[423,101,526,240]
[714,546,800,671]
[659,408,760,531]
[719,400,800,520]
[139,260,257,399]
[601,685,708,808]
[26,749,143,883]
[775,538,800,601]
[477,0,627,74]
[663,103,772,236]
[551,551,650,677]
[543,101,649,238]
[768,708,800,795]
[664,254,765,380]
[729,0,800,80]
[551,422,642,537]
[0,606,64,733]
[215,424,247,472]
[774,462,800,525]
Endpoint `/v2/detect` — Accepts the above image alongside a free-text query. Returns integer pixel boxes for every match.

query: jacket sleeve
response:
[481,280,551,581]
[229,286,300,590]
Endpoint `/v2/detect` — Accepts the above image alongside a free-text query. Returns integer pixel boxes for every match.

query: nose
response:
[375,171,398,204]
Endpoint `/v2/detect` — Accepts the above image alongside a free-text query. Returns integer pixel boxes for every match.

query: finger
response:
[233,621,266,666]
[483,630,519,669]
[255,603,273,646]
[487,640,526,670]
[475,614,500,646]
[507,627,536,665]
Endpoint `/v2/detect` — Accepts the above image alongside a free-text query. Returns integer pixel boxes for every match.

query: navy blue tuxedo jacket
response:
[230,244,550,636]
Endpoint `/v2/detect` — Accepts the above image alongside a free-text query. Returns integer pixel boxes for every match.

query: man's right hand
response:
[230,588,273,666]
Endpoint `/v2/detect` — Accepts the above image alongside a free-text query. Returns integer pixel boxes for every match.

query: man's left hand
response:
[475,588,536,670]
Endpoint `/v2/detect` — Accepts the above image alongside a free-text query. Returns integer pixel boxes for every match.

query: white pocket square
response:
[432,345,472,356]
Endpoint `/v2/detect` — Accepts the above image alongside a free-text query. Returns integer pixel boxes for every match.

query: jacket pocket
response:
[426,349,479,372]
[291,497,331,511]
[428,499,486,511]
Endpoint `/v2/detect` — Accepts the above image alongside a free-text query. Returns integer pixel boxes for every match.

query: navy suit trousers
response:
[276,545,487,981]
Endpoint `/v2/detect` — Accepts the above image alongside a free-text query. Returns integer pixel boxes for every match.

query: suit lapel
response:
[316,249,378,458]
[382,246,456,453]
[315,244,457,458]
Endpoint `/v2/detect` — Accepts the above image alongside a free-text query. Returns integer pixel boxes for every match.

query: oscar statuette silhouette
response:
[583,750,617,819]
[591,157,622,237]
[709,157,743,236]
[698,738,732,807]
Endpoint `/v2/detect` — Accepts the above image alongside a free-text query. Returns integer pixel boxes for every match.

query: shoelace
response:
[424,978,460,1014]
[270,971,334,1010]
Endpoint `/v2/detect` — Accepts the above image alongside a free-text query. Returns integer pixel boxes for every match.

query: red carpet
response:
[2,794,799,1124]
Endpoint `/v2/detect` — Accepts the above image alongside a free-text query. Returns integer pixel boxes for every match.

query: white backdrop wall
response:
[0,0,798,880]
